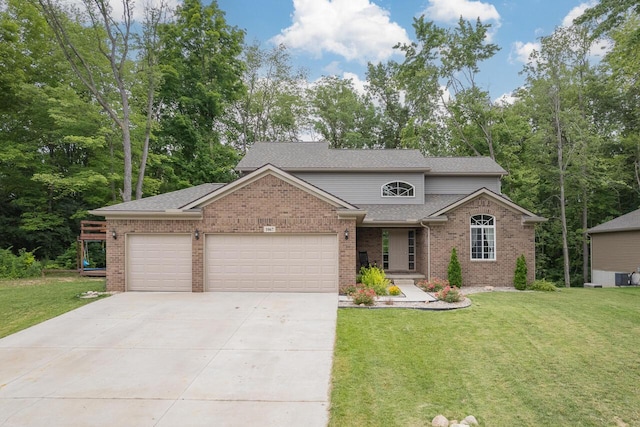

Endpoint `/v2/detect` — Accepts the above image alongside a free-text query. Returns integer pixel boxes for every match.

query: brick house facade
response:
[104,171,357,292]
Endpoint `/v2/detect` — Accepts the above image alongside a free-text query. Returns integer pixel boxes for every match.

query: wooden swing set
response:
[77,220,107,277]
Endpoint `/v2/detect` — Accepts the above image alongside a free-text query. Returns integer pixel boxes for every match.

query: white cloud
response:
[422,0,500,25]
[322,61,343,76]
[510,41,540,64]
[561,1,597,28]
[271,0,410,63]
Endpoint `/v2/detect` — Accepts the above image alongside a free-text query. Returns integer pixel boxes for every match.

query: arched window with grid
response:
[470,214,495,260]
[381,181,415,198]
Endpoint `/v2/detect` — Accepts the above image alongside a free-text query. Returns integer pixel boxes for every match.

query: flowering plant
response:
[435,285,464,303]
[388,285,401,296]
[351,288,377,306]
[417,277,449,293]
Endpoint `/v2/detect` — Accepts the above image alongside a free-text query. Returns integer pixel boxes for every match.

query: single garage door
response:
[127,234,192,291]
[206,234,338,292]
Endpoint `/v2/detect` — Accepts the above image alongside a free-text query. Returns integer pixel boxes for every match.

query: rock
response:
[449,421,459,426]
[462,415,478,425]
[484,286,494,291]
[432,415,448,427]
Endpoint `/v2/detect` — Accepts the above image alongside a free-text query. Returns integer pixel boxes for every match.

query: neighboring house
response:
[587,208,640,287]
[90,142,546,292]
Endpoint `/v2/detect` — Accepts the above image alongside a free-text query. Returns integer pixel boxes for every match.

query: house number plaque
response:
[263,226,276,233]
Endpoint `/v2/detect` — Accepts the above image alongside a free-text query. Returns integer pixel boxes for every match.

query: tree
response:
[514,254,528,290]
[157,0,245,185]
[308,76,378,148]
[36,0,140,202]
[447,248,462,287]
[396,17,500,157]
[574,0,640,37]
[225,43,308,153]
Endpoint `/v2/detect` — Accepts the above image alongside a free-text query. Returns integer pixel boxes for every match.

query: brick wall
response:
[428,195,536,287]
[106,174,355,292]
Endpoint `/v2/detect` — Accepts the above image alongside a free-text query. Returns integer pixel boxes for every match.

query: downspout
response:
[420,221,431,280]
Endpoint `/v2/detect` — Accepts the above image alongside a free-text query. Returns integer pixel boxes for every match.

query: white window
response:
[382,181,415,197]
[470,214,495,260]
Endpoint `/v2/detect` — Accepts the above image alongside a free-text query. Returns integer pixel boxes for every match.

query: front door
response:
[383,229,416,271]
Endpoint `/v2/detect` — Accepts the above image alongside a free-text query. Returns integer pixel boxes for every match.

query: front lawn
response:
[330,288,640,426]
[0,275,107,338]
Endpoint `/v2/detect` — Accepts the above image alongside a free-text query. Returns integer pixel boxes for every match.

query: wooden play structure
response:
[77,220,107,276]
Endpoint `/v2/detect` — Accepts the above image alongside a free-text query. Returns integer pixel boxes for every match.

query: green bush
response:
[447,248,463,287]
[0,248,42,279]
[359,266,390,296]
[528,279,558,292]
[514,254,528,290]
[351,288,377,305]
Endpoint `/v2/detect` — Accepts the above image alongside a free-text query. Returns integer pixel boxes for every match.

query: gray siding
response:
[294,172,424,204]
[424,176,501,195]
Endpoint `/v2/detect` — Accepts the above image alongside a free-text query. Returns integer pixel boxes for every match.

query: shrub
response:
[388,285,401,296]
[435,285,464,303]
[0,248,42,279]
[359,266,390,296]
[351,288,377,305]
[447,248,463,287]
[514,254,528,290]
[528,279,558,292]
[339,283,359,296]
[417,277,449,293]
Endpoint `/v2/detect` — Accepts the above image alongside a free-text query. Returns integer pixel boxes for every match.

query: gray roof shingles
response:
[587,208,640,234]
[236,141,506,175]
[92,183,224,212]
[358,195,466,222]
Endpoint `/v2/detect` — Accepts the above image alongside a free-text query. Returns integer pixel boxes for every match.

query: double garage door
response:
[127,234,338,292]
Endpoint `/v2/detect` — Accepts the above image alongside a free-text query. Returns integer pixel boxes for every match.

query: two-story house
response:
[91,142,545,292]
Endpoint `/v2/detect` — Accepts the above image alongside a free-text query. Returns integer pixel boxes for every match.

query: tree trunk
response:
[555,101,571,288]
[582,188,589,284]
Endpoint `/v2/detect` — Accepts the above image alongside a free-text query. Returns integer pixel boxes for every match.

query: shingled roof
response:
[236,141,506,175]
[91,183,224,212]
[236,142,430,171]
[587,208,640,234]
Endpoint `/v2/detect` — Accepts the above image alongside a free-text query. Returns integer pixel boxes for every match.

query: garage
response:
[127,234,192,291]
[205,234,338,292]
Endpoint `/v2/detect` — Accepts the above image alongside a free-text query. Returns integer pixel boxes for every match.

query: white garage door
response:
[127,234,192,291]
[206,234,338,292]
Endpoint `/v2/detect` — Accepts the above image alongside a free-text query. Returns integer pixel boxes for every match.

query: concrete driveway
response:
[0,292,337,427]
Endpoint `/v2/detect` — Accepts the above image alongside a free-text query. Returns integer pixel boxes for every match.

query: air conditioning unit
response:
[631,272,640,286]
[615,273,629,286]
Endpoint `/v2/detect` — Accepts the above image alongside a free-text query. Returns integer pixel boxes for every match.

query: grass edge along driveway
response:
[330,288,640,427]
[0,275,107,339]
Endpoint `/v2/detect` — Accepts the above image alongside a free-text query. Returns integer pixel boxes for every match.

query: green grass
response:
[330,288,640,426]
[0,275,107,338]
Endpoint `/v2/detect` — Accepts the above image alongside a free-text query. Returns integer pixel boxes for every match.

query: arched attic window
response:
[470,214,496,260]
[381,181,415,198]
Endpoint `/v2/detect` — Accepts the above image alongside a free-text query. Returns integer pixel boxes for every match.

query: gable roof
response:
[89,164,363,220]
[181,164,360,211]
[587,208,640,234]
[430,188,546,224]
[90,183,224,213]
[236,141,507,175]
[236,142,430,172]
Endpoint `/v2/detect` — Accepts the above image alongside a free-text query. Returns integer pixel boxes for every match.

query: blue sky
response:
[216,0,602,100]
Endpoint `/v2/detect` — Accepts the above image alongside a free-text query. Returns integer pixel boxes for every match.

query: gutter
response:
[420,220,431,281]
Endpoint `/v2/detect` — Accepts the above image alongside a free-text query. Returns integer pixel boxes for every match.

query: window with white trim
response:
[382,181,415,197]
[470,214,495,260]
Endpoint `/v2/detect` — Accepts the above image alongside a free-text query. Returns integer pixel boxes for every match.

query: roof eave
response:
[88,209,203,220]
[587,226,640,235]
[236,167,431,173]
